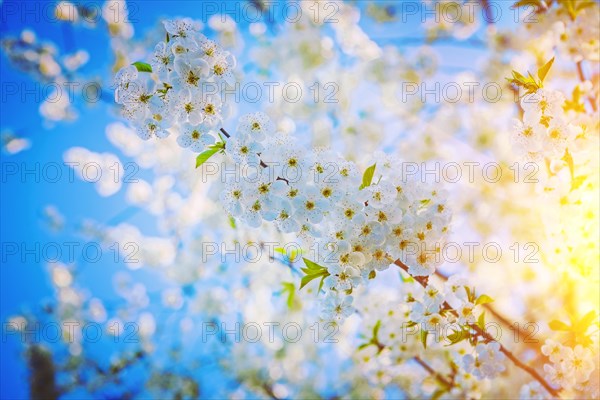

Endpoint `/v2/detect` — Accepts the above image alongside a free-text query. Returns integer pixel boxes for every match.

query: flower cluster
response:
[512,88,577,160]
[462,342,506,380]
[113,19,235,151]
[220,112,452,322]
[541,339,598,397]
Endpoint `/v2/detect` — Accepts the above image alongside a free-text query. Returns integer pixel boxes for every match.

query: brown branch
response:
[576,61,598,112]
[220,127,231,138]
[393,260,561,398]
[414,356,453,389]
[432,269,541,351]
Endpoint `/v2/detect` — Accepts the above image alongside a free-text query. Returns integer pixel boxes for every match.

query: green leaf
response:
[577,1,596,11]
[317,274,327,293]
[195,142,225,168]
[281,282,296,309]
[446,327,470,346]
[538,57,555,83]
[511,0,543,9]
[300,271,329,290]
[475,294,494,306]
[132,61,152,73]
[571,175,586,192]
[431,389,447,400]
[357,343,371,351]
[299,259,329,290]
[302,258,325,272]
[373,320,382,339]
[368,270,376,279]
[464,287,476,303]
[562,148,575,181]
[228,215,236,229]
[359,163,377,190]
[512,70,527,82]
[477,312,486,331]
[420,330,428,349]
[548,319,570,331]
[575,311,597,332]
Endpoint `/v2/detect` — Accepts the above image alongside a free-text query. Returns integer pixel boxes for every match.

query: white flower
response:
[367,180,397,209]
[169,88,205,125]
[226,135,263,167]
[176,123,215,152]
[325,264,361,291]
[150,41,173,80]
[519,381,549,400]
[462,342,506,379]
[163,18,200,39]
[541,339,565,364]
[321,293,354,322]
[171,57,208,91]
[293,186,328,224]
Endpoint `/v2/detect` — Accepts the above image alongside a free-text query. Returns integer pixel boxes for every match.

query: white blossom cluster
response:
[513,88,579,160]
[540,339,599,398]
[220,111,451,322]
[114,19,235,150]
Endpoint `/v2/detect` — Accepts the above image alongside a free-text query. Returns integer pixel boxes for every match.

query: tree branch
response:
[414,356,454,389]
[393,260,560,398]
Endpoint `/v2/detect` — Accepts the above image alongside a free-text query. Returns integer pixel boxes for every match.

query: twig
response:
[576,61,598,112]
[393,260,561,398]
[220,128,231,138]
[414,356,453,389]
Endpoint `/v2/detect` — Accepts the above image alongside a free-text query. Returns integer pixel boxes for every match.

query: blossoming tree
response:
[2,0,598,399]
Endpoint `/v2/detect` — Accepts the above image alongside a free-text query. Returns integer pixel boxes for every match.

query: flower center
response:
[187,71,199,86]
[214,64,224,76]
[258,183,270,194]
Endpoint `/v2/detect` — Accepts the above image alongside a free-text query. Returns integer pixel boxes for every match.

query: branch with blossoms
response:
[110,17,596,399]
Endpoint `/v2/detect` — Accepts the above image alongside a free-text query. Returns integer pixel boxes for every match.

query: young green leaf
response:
[300,270,329,290]
[431,389,447,400]
[281,282,296,309]
[548,319,570,331]
[475,294,494,305]
[359,163,377,190]
[195,142,225,168]
[132,61,152,73]
[574,310,597,332]
[373,320,382,339]
[302,258,326,272]
[299,258,330,291]
[538,57,555,83]
[420,330,428,349]
[446,327,470,346]
[477,312,486,331]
